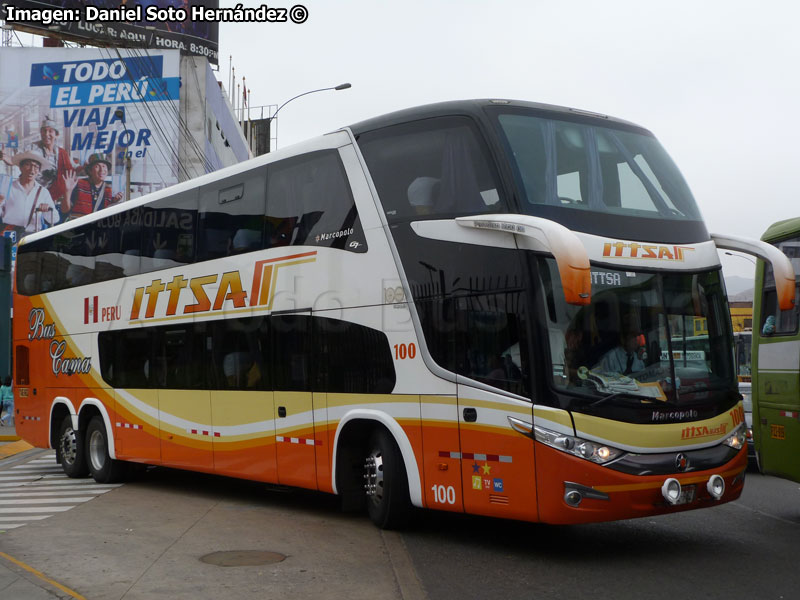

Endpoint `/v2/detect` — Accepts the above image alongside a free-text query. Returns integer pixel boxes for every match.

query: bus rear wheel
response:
[364,429,411,529]
[86,416,126,484]
[57,416,88,478]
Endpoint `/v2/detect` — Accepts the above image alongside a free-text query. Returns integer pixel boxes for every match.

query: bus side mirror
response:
[457,214,592,306]
[711,233,796,311]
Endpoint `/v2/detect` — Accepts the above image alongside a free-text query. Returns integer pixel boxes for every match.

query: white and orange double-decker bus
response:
[12,100,795,528]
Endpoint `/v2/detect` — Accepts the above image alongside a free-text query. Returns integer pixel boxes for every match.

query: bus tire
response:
[85,416,126,484]
[57,415,88,478]
[364,428,411,530]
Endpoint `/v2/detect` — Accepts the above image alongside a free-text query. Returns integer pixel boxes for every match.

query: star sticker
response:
[472,462,480,474]
[481,462,491,475]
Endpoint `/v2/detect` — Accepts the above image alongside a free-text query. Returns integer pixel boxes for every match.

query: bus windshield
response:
[495,111,701,220]
[539,259,736,411]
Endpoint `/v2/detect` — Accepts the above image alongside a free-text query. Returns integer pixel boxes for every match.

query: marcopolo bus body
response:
[751,217,800,482]
[12,100,795,528]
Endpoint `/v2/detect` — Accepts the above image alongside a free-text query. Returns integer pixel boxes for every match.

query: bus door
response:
[272,312,318,489]
[157,324,214,470]
[457,384,538,521]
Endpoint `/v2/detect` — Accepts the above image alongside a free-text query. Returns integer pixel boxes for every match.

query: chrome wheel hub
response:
[364,449,385,503]
[88,429,106,472]
[59,427,78,465]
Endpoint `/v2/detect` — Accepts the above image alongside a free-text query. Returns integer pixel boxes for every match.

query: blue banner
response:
[50,76,180,107]
[30,56,165,88]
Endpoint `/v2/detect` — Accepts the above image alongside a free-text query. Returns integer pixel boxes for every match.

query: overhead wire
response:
[110,46,196,180]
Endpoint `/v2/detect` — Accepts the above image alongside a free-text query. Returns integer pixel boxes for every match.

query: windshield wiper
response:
[588,392,642,408]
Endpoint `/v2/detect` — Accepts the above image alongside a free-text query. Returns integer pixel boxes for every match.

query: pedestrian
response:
[0,376,13,427]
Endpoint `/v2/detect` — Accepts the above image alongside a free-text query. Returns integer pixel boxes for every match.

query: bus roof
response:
[348,98,649,136]
[761,216,800,243]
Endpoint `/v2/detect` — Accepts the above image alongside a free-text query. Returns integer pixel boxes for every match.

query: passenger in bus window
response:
[595,327,645,375]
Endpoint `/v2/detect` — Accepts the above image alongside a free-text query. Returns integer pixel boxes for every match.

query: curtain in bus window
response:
[197,170,266,261]
[140,191,198,274]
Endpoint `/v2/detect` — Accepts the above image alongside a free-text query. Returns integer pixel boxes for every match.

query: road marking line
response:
[0,506,74,513]
[7,497,95,504]
[0,489,115,498]
[0,551,88,600]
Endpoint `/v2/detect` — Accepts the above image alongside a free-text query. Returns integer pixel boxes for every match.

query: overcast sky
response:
[215,0,799,281]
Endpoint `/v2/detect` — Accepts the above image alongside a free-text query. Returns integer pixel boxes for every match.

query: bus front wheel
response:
[364,429,411,529]
[57,416,88,478]
[86,416,126,483]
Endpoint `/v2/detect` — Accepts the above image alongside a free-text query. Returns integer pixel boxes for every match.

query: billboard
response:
[2,0,219,65]
[0,48,181,239]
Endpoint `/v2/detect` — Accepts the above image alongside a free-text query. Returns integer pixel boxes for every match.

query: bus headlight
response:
[534,425,624,465]
[706,474,725,500]
[662,478,682,505]
[723,425,747,451]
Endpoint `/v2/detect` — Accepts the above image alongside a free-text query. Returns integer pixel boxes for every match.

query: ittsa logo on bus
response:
[128,251,317,321]
[681,423,728,440]
[602,241,695,261]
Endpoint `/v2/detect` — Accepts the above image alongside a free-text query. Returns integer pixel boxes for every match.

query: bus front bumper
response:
[535,442,748,524]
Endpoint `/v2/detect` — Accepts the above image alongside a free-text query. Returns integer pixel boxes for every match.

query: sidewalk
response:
[0,424,34,460]
[0,431,84,599]
[0,423,20,442]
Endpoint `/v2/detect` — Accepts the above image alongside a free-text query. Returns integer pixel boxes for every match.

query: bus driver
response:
[596,327,645,375]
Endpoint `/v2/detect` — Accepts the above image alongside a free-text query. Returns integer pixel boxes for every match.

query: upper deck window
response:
[495,112,701,221]
[358,116,507,222]
[16,149,365,296]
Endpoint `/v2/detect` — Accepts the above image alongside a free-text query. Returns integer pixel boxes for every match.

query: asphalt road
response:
[1,450,798,600]
[401,470,800,600]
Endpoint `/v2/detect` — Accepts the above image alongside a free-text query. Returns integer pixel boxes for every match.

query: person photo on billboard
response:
[62,153,122,219]
[0,151,60,235]
[1,116,75,217]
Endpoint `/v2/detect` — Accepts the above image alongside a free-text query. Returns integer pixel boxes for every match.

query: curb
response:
[0,439,33,459]
[0,434,21,442]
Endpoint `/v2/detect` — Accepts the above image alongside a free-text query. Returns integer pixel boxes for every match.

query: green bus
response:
[752,217,800,481]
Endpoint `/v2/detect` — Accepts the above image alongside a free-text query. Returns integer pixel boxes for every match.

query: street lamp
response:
[270,83,351,149]
[724,251,757,266]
